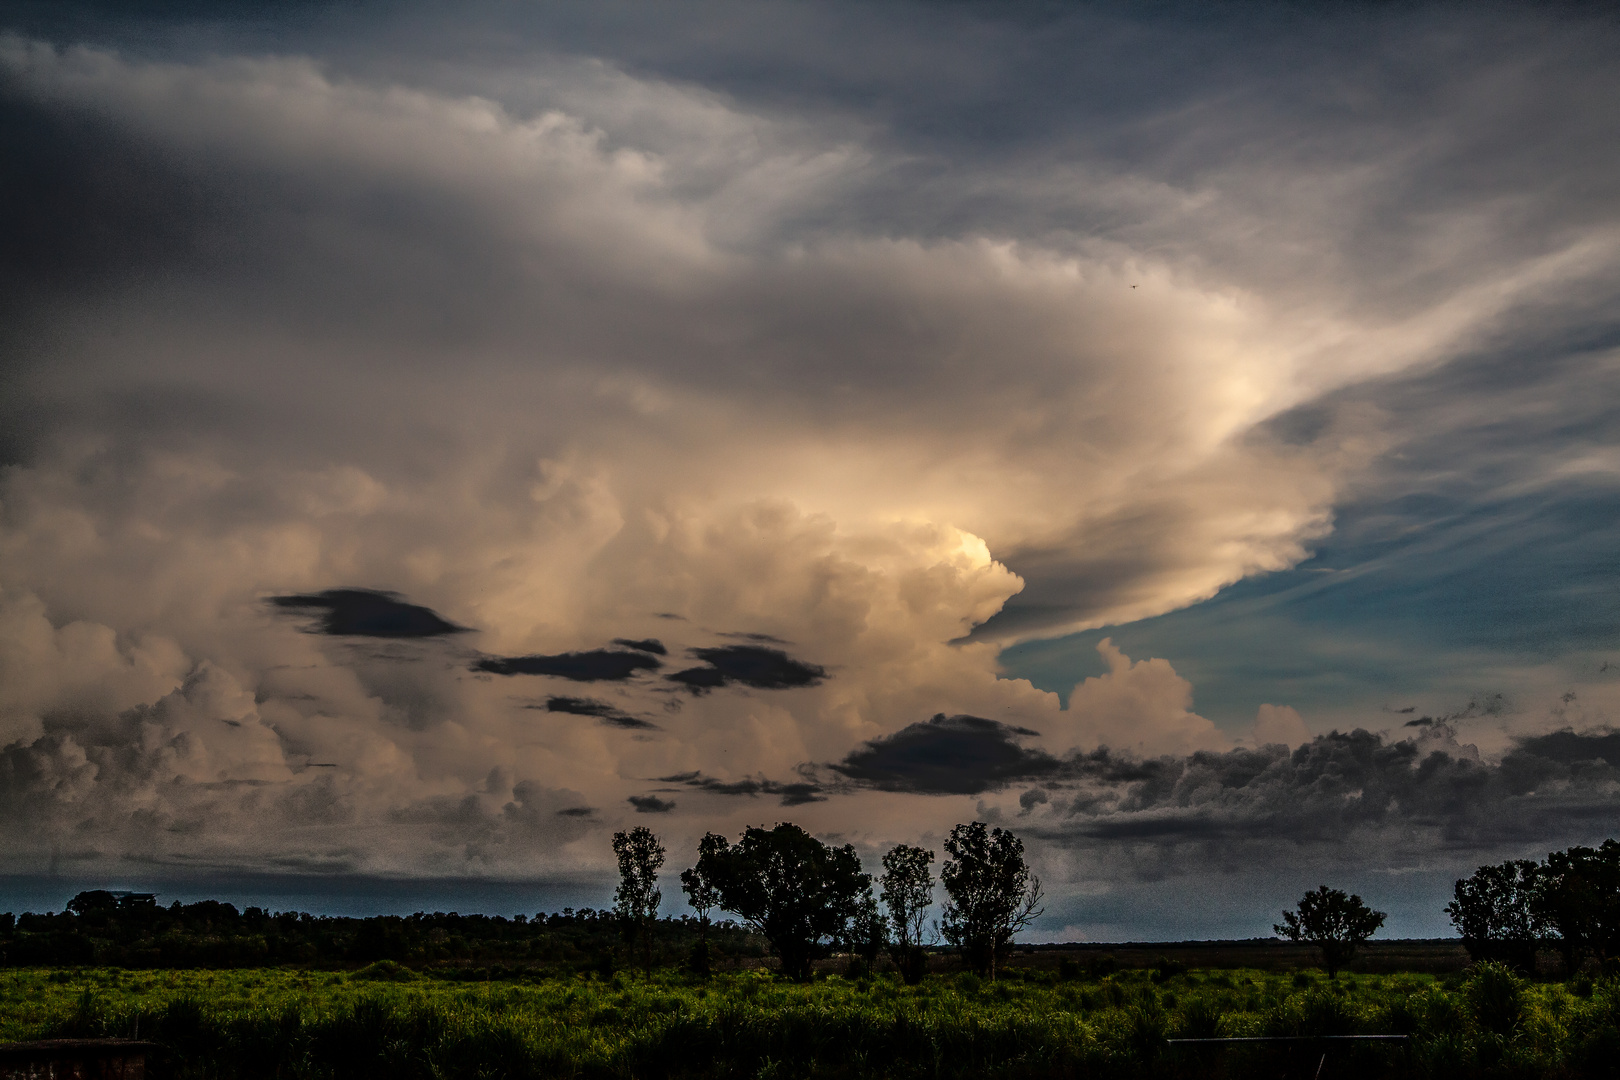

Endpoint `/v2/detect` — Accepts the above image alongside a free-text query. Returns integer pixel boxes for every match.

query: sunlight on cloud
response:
[1,8,1618,905]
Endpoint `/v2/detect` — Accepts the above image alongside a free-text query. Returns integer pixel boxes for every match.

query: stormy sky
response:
[2,0,1619,939]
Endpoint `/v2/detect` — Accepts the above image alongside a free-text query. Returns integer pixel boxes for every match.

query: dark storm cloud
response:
[536,696,657,731]
[268,589,466,638]
[830,713,1058,795]
[666,645,826,694]
[612,638,666,656]
[806,718,1620,872]
[1029,727,1620,867]
[627,794,674,814]
[658,770,826,806]
[1513,729,1620,767]
[475,650,661,681]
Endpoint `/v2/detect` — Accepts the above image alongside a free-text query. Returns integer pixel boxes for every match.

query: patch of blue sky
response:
[1001,337,1620,733]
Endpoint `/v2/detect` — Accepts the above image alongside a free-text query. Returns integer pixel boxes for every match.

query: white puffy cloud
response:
[1250,704,1311,749]
[1051,639,1228,758]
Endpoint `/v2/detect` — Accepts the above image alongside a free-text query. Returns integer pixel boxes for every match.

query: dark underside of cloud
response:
[628,794,675,813]
[1026,727,1620,857]
[666,645,827,694]
[268,589,466,638]
[476,650,661,681]
[536,696,657,730]
[804,719,1620,863]
[1075,728,1620,855]
[658,771,826,806]
[612,639,666,655]
[831,713,1056,795]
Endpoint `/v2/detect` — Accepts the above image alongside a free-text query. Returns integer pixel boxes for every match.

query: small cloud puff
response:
[1250,703,1310,748]
[1052,639,1228,757]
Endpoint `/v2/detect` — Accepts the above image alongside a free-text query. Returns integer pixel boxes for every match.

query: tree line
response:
[0,894,764,972]
[1447,839,1620,974]
[1266,839,1620,979]
[615,820,1042,982]
[3,828,1617,978]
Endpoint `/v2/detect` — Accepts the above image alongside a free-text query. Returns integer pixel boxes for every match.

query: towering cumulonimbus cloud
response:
[1,0,1619,934]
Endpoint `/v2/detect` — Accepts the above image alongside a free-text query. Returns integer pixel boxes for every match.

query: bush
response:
[351,959,420,982]
[1175,996,1223,1039]
[1150,957,1188,984]
[1465,961,1526,1035]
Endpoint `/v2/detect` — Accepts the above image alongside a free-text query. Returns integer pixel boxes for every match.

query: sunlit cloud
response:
[2,1,1619,936]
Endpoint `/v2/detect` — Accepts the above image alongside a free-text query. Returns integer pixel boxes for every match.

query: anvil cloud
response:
[1,1,1619,937]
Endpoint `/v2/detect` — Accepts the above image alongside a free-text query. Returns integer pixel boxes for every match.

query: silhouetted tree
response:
[694,823,870,980]
[1533,839,1620,973]
[1446,859,1546,973]
[845,892,885,973]
[1275,885,1386,976]
[940,822,1042,979]
[612,826,665,974]
[680,833,724,976]
[880,843,935,984]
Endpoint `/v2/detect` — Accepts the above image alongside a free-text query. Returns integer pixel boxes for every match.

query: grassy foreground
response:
[3,964,1620,1079]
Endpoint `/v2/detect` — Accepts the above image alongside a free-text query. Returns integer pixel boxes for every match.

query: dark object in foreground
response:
[0,1039,159,1080]
[1168,1036,1410,1080]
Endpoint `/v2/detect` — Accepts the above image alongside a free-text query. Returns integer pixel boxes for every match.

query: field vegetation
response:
[6,960,1620,1078]
[5,824,1620,1076]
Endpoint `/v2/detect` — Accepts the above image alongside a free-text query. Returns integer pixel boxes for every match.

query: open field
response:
[2,961,1617,1079]
[1001,940,1474,976]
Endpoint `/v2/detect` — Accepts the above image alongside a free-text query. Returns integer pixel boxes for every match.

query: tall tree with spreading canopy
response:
[612,826,665,974]
[680,832,725,976]
[694,823,871,980]
[1275,885,1386,976]
[1533,839,1620,973]
[1447,859,1547,973]
[940,822,1043,979]
[880,843,936,984]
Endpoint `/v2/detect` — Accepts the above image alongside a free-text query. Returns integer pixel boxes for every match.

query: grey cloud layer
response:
[643,715,1620,884]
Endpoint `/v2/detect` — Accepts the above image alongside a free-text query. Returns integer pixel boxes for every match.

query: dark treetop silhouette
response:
[1275,885,1386,977]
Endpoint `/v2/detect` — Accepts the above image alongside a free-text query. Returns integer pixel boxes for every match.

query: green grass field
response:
[2,963,1617,1078]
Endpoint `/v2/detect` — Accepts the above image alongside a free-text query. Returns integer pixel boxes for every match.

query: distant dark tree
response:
[1532,839,1620,973]
[66,891,120,917]
[612,826,665,974]
[680,833,725,976]
[880,843,936,984]
[845,891,885,974]
[694,823,870,980]
[65,891,120,931]
[1275,885,1386,977]
[939,822,1043,979]
[1446,859,1546,973]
